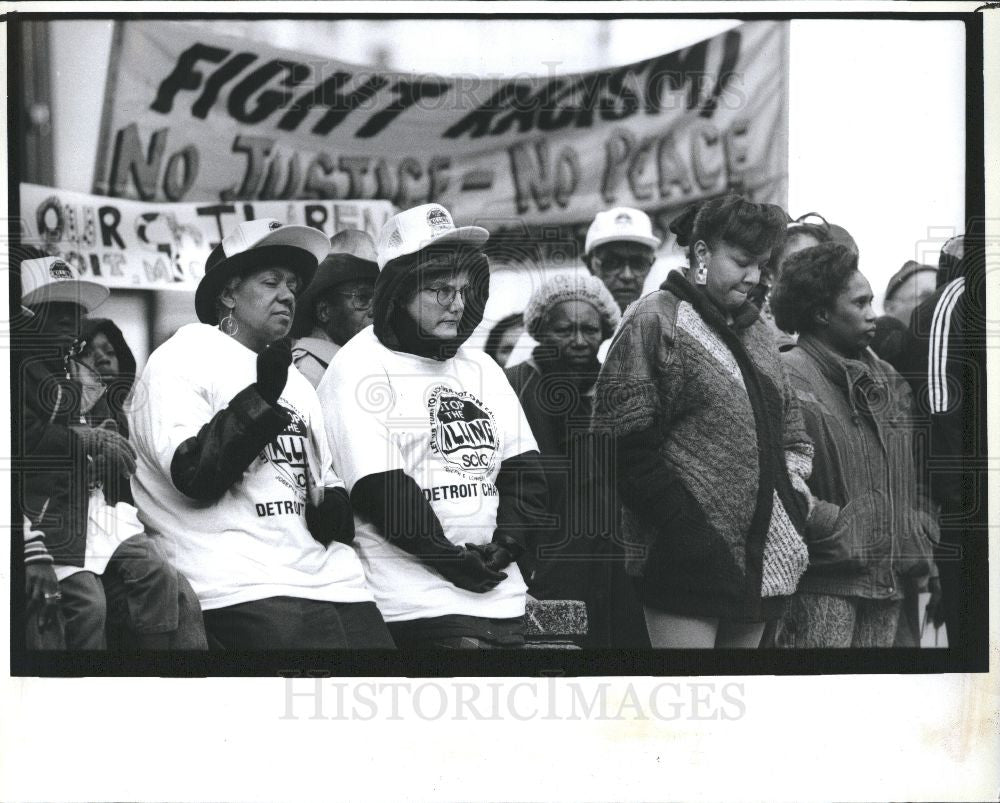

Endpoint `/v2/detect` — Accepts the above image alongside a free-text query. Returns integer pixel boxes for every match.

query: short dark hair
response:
[484,313,524,363]
[770,242,859,335]
[669,194,788,268]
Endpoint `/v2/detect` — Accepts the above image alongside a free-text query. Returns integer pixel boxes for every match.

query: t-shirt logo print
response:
[428,387,499,478]
[259,403,309,498]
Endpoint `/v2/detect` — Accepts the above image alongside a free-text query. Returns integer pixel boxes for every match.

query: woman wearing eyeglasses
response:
[593,194,815,648]
[130,219,392,649]
[291,229,379,388]
[318,204,547,649]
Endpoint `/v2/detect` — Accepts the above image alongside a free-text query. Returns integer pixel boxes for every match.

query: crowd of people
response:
[15,193,977,651]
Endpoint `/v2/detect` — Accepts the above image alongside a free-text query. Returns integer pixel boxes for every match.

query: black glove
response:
[306,487,356,547]
[256,338,293,405]
[426,545,507,594]
[468,533,523,573]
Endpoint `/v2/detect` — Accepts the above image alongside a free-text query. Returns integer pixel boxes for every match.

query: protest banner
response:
[93,21,788,226]
[19,183,395,291]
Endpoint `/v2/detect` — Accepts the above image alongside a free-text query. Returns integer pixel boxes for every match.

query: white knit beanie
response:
[523,273,621,341]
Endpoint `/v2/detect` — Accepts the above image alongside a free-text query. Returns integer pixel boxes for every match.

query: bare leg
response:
[643,606,718,648]
[716,619,766,648]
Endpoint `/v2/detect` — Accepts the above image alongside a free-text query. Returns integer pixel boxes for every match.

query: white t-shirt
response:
[129,323,373,611]
[53,488,145,582]
[318,326,538,623]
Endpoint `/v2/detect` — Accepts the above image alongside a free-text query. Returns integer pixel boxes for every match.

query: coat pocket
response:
[807,489,890,572]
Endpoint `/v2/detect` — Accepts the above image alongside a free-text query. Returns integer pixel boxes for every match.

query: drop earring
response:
[219,310,239,337]
[695,260,708,285]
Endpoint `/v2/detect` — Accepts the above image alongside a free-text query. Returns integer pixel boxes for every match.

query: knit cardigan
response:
[592,272,813,622]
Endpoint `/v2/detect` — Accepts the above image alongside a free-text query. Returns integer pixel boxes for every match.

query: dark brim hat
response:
[195,218,331,324]
[885,260,936,301]
[290,253,379,337]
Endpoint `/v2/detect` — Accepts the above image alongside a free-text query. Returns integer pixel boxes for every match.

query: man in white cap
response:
[290,229,379,388]
[583,206,662,313]
[506,206,661,366]
[18,252,207,650]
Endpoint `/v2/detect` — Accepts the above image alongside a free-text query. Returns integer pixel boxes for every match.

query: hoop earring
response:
[219,312,239,337]
[695,261,708,285]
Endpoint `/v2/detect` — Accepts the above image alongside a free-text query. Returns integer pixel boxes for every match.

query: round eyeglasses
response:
[333,288,375,311]
[421,284,472,307]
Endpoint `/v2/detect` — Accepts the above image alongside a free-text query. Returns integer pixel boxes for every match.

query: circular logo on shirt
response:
[258,402,310,499]
[427,386,499,478]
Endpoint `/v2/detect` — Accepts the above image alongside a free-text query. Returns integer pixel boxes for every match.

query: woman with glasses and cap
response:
[291,229,379,388]
[319,203,547,649]
[129,219,392,649]
[593,194,814,649]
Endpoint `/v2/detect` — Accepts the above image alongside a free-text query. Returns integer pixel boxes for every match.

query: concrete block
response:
[524,598,588,637]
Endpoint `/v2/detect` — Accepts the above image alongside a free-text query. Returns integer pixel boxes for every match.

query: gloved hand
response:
[468,534,523,573]
[426,544,507,593]
[72,421,137,478]
[467,542,514,573]
[256,338,293,405]
[306,487,356,547]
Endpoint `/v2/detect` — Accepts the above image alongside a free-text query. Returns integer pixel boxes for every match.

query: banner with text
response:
[19,183,395,291]
[93,21,788,226]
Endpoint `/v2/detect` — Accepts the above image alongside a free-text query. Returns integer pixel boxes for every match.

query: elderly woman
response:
[129,219,392,649]
[505,274,644,646]
[319,203,547,649]
[593,194,814,649]
[769,243,937,647]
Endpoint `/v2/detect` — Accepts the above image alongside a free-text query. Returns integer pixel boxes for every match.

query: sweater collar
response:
[662,271,761,332]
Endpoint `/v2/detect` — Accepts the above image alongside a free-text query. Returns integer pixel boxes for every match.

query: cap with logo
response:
[20,256,110,313]
[291,228,380,337]
[195,218,331,324]
[375,203,489,270]
[585,207,661,256]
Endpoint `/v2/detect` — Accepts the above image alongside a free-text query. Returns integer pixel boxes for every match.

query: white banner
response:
[93,20,789,225]
[19,183,396,291]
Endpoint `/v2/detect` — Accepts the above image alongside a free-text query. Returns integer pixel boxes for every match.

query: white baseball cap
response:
[20,256,110,313]
[585,207,661,256]
[375,203,489,270]
[196,218,331,324]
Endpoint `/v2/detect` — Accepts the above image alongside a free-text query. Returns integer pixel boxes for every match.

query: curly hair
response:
[668,194,788,269]
[769,242,859,335]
